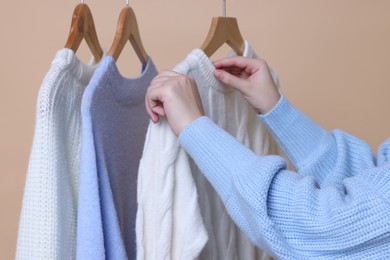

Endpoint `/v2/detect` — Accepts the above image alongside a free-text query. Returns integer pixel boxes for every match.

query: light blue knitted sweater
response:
[77,56,157,260]
[179,96,390,259]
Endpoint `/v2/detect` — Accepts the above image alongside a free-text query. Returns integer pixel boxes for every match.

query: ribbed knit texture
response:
[180,96,390,259]
[76,56,157,260]
[16,48,102,260]
[136,41,280,260]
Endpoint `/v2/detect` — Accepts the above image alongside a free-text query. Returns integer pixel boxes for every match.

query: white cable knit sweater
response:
[136,42,281,260]
[16,49,102,260]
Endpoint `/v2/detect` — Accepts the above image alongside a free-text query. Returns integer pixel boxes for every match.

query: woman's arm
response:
[180,116,390,259]
[213,57,375,185]
[258,96,375,186]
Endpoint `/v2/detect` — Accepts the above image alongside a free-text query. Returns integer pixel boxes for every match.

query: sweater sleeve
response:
[259,96,375,186]
[179,116,390,259]
[376,138,390,165]
[136,119,208,260]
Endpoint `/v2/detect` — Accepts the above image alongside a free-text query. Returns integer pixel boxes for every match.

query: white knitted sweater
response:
[136,42,281,260]
[16,49,101,260]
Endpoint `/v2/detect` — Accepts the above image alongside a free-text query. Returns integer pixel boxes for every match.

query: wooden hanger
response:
[108,6,148,66]
[65,3,103,63]
[201,17,245,57]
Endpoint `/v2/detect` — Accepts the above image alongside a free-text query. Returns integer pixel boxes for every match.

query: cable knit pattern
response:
[136,118,207,260]
[179,96,390,259]
[16,49,102,260]
[136,41,280,260]
[76,56,157,260]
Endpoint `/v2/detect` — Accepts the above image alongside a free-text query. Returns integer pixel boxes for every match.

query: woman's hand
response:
[145,71,205,136]
[214,57,280,114]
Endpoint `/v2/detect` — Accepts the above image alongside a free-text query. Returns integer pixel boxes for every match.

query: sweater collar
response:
[54,48,106,86]
[174,41,257,93]
[91,55,158,105]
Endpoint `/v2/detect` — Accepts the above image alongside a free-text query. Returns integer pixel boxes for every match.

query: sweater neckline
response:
[104,55,157,105]
[55,48,103,86]
[188,49,229,93]
[181,41,254,94]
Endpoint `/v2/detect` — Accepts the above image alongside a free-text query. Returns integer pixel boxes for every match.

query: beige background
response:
[1,0,390,259]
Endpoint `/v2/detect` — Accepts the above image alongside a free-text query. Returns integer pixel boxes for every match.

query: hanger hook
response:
[126,0,129,6]
[81,0,85,3]
[223,0,227,17]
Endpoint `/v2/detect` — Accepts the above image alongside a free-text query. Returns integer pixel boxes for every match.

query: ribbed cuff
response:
[258,96,329,169]
[179,116,263,203]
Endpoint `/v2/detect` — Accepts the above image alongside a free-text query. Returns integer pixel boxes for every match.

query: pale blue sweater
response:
[179,96,390,259]
[77,56,157,260]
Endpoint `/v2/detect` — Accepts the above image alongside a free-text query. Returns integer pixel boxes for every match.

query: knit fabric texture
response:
[180,96,390,259]
[16,48,102,260]
[76,56,157,260]
[136,41,280,260]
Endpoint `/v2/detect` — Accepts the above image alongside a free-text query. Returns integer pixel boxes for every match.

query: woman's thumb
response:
[214,69,246,91]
